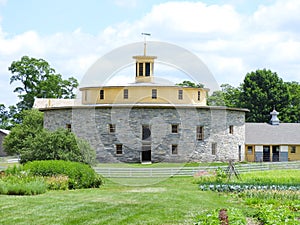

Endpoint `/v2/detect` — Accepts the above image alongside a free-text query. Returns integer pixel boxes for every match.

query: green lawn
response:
[1,169,299,224]
[0,177,236,225]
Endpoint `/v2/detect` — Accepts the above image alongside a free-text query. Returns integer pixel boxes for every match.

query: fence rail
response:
[94,161,300,178]
[1,161,299,178]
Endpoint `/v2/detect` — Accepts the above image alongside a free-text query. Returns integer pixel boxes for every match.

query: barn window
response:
[196,126,204,141]
[229,125,234,134]
[171,144,178,155]
[178,90,183,100]
[66,124,71,132]
[116,144,123,155]
[152,89,157,99]
[124,89,128,99]
[212,142,217,155]
[100,90,104,99]
[171,124,178,133]
[109,124,116,133]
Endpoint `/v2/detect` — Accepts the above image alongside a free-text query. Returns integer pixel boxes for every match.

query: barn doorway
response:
[263,146,270,162]
[141,144,151,162]
[272,145,280,162]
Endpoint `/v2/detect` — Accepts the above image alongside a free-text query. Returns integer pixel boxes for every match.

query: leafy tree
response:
[208,84,241,107]
[207,91,225,106]
[285,81,300,123]
[0,104,10,129]
[239,69,290,122]
[176,80,204,88]
[9,56,78,111]
[3,109,43,156]
[3,109,96,165]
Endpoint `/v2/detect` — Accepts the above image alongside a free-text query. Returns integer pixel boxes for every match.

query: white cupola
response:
[270,108,280,125]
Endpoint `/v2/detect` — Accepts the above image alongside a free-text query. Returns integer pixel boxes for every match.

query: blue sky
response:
[0,0,300,106]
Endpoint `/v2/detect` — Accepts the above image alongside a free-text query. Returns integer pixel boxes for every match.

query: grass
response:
[1,165,299,224]
[238,169,300,184]
[0,177,236,225]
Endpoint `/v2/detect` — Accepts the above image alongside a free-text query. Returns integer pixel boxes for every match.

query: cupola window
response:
[138,63,143,76]
[145,63,151,76]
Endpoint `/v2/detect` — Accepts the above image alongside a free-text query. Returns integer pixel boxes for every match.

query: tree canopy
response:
[3,109,96,165]
[239,69,290,122]
[208,69,300,123]
[207,84,240,108]
[176,80,204,88]
[9,56,79,111]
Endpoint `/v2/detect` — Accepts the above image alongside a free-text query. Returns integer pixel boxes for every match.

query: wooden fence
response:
[1,161,299,178]
[94,161,300,178]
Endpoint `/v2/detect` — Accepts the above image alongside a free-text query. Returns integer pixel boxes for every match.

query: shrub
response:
[24,160,102,189]
[0,173,47,195]
[46,175,69,190]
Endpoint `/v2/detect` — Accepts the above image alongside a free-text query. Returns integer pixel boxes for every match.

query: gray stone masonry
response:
[43,106,246,163]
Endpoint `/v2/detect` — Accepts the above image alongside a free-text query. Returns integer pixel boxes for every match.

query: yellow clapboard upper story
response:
[79,51,209,106]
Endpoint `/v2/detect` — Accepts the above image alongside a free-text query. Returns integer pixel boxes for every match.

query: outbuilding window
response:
[247,146,253,154]
[291,146,296,153]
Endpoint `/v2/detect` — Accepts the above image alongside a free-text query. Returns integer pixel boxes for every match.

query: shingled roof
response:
[245,123,300,145]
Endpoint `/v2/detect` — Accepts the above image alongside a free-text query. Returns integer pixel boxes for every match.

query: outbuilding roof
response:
[245,123,300,145]
[0,129,10,135]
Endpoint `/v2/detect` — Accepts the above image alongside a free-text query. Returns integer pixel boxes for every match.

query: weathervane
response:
[141,32,151,56]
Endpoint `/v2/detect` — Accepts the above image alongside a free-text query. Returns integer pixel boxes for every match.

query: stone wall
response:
[43,106,245,163]
[0,132,8,157]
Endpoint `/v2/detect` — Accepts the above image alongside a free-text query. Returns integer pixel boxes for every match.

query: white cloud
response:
[253,0,300,32]
[141,2,241,35]
[1,0,300,106]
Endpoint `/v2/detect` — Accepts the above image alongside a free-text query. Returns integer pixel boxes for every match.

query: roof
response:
[245,123,300,145]
[0,129,10,135]
[33,98,249,112]
[33,98,80,109]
